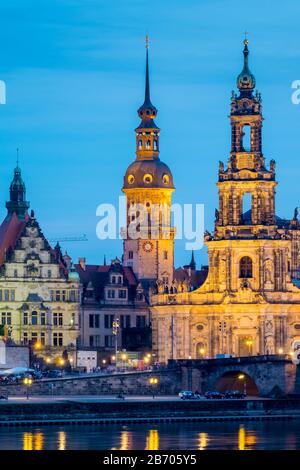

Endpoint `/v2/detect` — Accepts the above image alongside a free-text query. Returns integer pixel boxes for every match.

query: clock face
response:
[143,241,153,253]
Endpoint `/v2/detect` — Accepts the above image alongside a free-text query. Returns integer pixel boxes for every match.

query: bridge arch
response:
[214,370,259,396]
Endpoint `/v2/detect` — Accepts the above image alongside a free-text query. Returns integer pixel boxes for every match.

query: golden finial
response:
[145,34,149,49]
[244,31,249,45]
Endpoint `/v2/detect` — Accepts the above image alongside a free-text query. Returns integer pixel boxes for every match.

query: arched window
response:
[111,276,116,284]
[242,124,251,151]
[239,256,253,278]
[153,140,158,150]
[138,140,143,150]
[146,140,151,149]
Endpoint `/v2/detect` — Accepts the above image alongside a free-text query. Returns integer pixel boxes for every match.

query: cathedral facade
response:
[151,40,300,363]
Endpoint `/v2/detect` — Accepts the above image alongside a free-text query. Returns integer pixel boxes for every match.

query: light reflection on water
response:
[0,421,299,450]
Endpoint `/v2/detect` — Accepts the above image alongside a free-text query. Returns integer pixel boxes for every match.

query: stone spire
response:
[236,38,256,96]
[6,158,30,220]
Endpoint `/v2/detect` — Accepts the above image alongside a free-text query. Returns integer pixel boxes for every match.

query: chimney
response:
[78,257,86,270]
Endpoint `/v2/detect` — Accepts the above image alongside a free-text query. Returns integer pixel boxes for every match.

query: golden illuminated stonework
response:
[151,40,300,363]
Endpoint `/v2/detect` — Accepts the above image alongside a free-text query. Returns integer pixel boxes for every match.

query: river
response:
[0,421,299,450]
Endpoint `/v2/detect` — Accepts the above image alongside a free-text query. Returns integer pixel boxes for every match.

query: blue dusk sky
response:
[0,0,300,268]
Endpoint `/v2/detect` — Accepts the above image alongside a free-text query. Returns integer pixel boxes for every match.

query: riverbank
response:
[0,397,299,426]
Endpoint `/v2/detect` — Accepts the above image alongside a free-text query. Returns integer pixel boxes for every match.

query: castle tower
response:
[6,161,30,220]
[122,39,175,284]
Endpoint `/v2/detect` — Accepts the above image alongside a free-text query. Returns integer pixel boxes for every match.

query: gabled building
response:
[75,257,150,352]
[0,164,80,361]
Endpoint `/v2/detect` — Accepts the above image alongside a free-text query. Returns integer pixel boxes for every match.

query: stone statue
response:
[264,258,273,283]
[294,207,298,221]
[270,159,276,173]
[265,335,275,355]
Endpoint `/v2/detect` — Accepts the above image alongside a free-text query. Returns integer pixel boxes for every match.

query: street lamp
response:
[149,377,159,399]
[112,318,120,368]
[238,374,247,396]
[199,348,205,357]
[278,348,284,355]
[23,377,33,400]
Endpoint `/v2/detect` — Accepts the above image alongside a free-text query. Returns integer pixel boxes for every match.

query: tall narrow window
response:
[138,140,143,150]
[154,140,158,150]
[242,192,252,223]
[146,140,151,149]
[239,256,253,278]
[242,124,251,151]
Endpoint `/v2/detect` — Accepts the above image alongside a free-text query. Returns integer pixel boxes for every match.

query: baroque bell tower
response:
[205,39,292,295]
[122,38,175,285]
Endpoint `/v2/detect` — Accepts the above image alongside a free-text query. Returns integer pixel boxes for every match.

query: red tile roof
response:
[0,213,28,264]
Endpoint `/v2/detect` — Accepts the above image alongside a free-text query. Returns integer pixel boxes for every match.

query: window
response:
[31,311,38,326]
[162,276,169,284]
[154,140,158,151]
[14,269,18,278]
[55,291,61,301]
[53,313,63,326]
[23,312,28,325]
[41,312,46,325]
[104,335,114,347]
[4,290,9,301]
[163,250,168,260]
[40,332,45,346]
[47,270,52,278]
[70,290,76,302]
[146,140,151,149]
[136,292,144,301]
[31,332,38,344]
[1,312,11,325]
[89,314,99,328]
[118,289,127,299]
[128,251,133,260]
[239,256,253,278]
[104,314,114,329]
[111,276,116,284]
[90,335,101,347]
[143,174,153,184]
[136,315,146,328]
[138,140,143,150]
[62,291,66,301]
[118,276,122,284]
[107,289,115,299]
[11,290,15,301]
[22,332,28,345]
[0,291,2,301]
[53,332,63,347]
[242,124,251,151]
[120,315,131,329]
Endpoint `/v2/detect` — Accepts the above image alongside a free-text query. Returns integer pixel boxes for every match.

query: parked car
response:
[179,390,198,400]
[204,391,225,399]
[43,369,63,379]
[224,390,245,399]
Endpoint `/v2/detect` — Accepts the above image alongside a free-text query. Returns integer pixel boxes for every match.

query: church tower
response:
[122,39,175,285]
[205,38,292,295]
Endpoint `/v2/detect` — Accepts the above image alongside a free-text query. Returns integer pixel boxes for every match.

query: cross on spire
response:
[145,34,149,49]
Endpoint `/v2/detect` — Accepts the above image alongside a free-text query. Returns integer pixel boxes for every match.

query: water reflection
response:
[58,431,67,451]
[198,432,208,450]
[9,421,300,450]
[23,432,44,451]
[146,430,159,450]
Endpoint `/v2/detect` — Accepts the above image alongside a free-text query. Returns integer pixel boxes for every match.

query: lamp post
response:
[23,377,33,400]
[238,374,247,396]
[112,318,120,369]
[149,377,159,399]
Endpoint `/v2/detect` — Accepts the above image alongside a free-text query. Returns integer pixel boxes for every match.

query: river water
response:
[0,421,300,450]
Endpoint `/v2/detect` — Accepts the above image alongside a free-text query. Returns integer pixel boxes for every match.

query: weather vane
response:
[16,147,19,166]
[244,30,249,45]
[146,34,149,49]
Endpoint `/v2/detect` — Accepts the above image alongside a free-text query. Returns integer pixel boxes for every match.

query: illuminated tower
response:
[205,39,292,295]
[122,38,175,285]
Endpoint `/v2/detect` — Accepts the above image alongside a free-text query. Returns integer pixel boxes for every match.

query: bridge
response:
[171,355,300,396]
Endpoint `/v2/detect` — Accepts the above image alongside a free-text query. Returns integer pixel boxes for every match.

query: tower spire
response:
[6,160,30,220]
[237,36,256,95]
[145,35,150,105]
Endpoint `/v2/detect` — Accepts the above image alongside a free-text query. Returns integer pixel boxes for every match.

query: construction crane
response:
[48,234,88,243]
